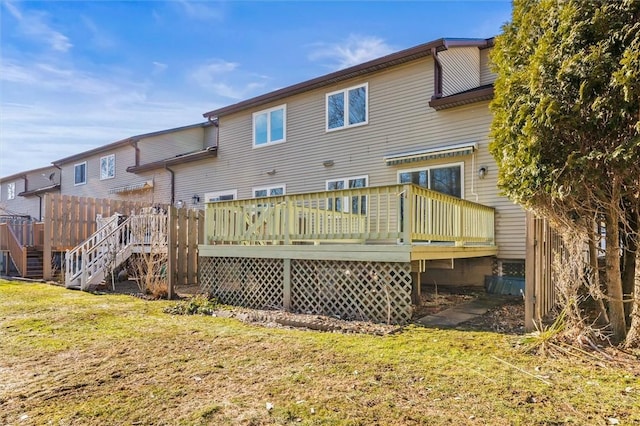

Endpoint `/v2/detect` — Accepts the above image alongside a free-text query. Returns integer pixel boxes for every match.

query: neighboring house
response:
[196,37,526,322]
[0,165,61,221]
[52,122,216,206]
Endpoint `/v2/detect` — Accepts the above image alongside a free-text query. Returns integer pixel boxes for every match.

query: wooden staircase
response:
[25,247,44,279]
[65,212,168,290]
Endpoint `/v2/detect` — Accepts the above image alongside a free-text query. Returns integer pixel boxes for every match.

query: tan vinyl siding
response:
[205,56,525,259]
[172,160,219,210]
[59,144,137,200]
[138,127,205,164]
[0,168,60,220]
[439,47,480,96]
[140,171,172,205]
[479,47,497,86]
[204,126,217,148]
[1,179,30,217]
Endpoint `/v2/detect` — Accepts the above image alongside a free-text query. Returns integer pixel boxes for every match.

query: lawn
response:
[0,279,638,425]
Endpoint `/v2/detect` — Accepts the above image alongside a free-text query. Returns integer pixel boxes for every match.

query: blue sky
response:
[0,0,512,177]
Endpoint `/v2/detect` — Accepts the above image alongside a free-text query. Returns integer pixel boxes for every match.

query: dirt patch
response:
[158,283,526,335]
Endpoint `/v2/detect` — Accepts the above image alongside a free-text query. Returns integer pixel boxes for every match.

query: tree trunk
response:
[588,228,609,326]
[624,245,640,348]
[605,209,627,343]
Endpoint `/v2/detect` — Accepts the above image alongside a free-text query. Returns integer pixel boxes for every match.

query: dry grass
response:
[1,279,638,425]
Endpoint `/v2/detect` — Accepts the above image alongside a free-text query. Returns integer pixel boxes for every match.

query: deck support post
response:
[411,271,422,305]
[283,258,291,311]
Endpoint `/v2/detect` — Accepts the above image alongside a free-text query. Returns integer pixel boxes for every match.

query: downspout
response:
[36,194,42,221]
[165,164,175,206]
[130,139,140,167]
[431,47,443,99]
[470,151,479,202]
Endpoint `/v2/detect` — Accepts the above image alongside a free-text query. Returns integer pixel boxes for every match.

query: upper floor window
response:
[398,163,463,198]
[74,162,87,186]
[100,154,115,180]
[204,189,237,202]
[326,83,368,131]
[100,154,116,180]
[253,105,286,147]
[7,182,15,200]
[253,185,285,198]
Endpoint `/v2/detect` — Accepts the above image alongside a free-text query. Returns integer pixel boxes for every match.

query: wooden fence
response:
[167,206,204,297]
[42,193,157,280]
[524,211,563,331]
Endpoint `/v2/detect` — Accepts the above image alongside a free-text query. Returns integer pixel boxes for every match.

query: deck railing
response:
[204,184,495,246]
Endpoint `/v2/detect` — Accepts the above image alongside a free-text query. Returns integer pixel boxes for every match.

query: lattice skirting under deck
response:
[199,256,413,324]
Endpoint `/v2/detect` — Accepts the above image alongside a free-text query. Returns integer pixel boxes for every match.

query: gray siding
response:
[439,47,480,96]
[200,56,525,259]
[0,167,59,220]
[479,48,497,86]
[138,127,205,164]
[59,144,138,200]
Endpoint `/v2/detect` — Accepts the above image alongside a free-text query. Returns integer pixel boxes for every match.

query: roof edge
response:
[127,147,218,174]
[203,37,491,119]
[53,122,212,166]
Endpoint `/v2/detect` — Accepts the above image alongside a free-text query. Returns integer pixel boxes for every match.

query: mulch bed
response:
[101,280,525,335]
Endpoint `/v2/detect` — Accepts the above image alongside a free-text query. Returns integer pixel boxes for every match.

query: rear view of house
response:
[197,37,526,323]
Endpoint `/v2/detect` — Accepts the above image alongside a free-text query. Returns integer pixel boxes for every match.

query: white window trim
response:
[74,161,87,186]
[204,189,238,202]
[325,82,369,132]
[7,182,16,200]
[252,104,287,148]
[325,175,369,213]
[252,184,286,198]
[397,161,465,198]
[100,154,115,180]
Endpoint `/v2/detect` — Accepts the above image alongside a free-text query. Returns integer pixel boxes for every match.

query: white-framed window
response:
[74,162,87,186]
[7,182,16,200]
[100,154,115,180]
[326,175,368,213]
[253,185,286,198]
[253,104,286,147]
[204,189,238,202]
[397,162,463,198]
[326,83,368,131]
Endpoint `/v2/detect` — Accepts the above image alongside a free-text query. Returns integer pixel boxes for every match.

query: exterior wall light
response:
[192,194,200,205]
[266,169,276,176]
[478,166,488,179]
[323,160,334,167]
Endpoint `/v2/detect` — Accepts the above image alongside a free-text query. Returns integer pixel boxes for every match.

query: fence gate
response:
[167,206,204,298]
[525,211,563,331]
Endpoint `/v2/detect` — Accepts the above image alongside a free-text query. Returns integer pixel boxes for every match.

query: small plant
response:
[163,295,218,316]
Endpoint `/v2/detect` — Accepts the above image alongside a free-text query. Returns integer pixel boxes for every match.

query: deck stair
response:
[65,212,168,290]
[25,248,44,279]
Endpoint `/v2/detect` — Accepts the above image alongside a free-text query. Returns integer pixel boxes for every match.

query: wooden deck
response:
[200,183,497,262]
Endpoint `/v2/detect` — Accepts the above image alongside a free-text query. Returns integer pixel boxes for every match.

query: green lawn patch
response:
[1,279,638,425]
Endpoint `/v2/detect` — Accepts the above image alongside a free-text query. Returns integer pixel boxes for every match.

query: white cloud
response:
[152,61,168,74]
[81,16,116,50]
[190,60,266,100]
[308,34,395,70]
[176,0,224,21]
[3,2,73,52]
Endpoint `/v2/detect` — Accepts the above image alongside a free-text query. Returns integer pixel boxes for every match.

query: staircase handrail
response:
[65,214,122,285]
[65,212,169,289]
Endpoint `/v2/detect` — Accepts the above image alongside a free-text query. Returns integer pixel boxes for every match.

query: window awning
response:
[109,180,154,194]
[383,142,477,166]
